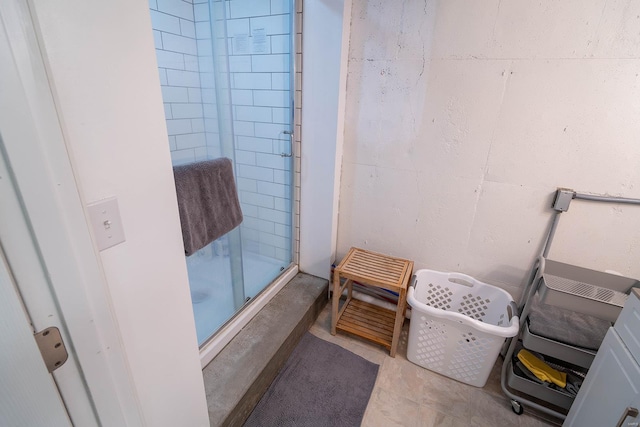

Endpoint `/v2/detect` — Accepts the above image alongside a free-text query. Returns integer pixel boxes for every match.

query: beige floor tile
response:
[518,412,563,427]
[376,354,433,399]
[467,388,524,426]
[417,406,468,427]
[518,407,563,427]
[309,327,387,365]
[361,387,420,427]
[395,323,411,359]
[311,304,392,364]
[418,370,475,420]
[482,357,506,397]
[315,303,331,326]
[346,339,388,364]
[310,303,563,427]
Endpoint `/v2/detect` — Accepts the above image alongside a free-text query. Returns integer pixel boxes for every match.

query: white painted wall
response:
[338,0,640,299]
[29,1,209,425]
[300,0,352,280]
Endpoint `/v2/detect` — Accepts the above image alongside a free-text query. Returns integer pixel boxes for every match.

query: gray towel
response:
[173,158,243,256]
[528,293,610,350]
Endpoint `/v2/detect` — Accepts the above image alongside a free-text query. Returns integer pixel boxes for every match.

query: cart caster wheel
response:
[511,400,524,415]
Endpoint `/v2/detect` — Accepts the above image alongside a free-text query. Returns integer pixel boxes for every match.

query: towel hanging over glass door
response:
[149,0,295,345]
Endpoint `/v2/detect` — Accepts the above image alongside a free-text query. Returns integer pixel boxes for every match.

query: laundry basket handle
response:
[447,272,477,288]
[409,274,417,288]
[507,301,518,319]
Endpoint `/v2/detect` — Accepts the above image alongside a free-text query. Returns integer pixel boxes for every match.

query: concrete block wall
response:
[223,0,293,262]
[338,0,640,300]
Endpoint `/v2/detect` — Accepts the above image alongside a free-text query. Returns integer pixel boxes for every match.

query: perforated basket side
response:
[406,315,449,372]
[446,329,503,386]
[413,269,516,329]
[407,311,504,387]
[422,281,455,310]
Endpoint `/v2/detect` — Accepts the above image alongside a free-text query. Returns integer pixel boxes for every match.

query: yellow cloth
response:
[517,349,567,388]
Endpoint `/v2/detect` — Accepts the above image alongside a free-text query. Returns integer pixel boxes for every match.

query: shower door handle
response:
[280,130,293,157]
[616,407,639,427]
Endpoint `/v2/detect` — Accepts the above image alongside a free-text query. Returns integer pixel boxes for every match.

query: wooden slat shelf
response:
[331,247,414,357]
[336,299,395,349]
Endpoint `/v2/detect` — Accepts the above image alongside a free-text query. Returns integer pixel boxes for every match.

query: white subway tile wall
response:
[293,0,300,264]
[224,0,294,262]
[151,0,297,263]
[151,0,219,164]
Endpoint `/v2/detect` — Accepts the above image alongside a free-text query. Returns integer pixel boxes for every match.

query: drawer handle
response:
[616,407,639,427]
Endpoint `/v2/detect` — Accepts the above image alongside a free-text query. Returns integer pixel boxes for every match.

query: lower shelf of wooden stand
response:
[336,298,396,349]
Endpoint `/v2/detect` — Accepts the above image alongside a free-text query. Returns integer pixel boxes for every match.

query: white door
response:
[0,244,72,427]
[0,2,99,424]
[0,0,141,425]
[0,0,72,422]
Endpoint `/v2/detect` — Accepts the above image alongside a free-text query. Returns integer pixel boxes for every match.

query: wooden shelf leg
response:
[389,287,408,357]
[331,271,340,335]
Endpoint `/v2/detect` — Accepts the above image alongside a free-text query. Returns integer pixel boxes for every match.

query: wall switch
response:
[553,188,574,212]
[87,197,126,251]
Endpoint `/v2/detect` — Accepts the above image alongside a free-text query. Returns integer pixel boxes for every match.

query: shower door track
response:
[198,264,299,368]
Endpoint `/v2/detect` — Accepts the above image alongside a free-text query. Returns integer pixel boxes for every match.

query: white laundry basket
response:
[407,269,519,387]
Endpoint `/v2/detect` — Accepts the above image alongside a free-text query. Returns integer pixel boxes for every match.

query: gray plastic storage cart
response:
[501,189,640,419]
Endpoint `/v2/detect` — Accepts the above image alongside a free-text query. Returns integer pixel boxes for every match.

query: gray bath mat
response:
[244,332,379,427]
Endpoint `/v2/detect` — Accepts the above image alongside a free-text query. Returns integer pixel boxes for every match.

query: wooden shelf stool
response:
[331,247,414,357]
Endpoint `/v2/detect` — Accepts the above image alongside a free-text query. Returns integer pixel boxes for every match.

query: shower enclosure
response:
[149,0,294,345]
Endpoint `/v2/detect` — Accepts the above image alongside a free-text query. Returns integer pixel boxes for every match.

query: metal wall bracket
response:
[34,327,68,373]
[280,130,293,157]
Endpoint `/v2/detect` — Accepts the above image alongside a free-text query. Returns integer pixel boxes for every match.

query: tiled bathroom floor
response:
[309,305,563,427]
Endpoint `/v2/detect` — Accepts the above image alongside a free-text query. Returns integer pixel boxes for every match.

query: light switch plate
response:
[87,197,126,251]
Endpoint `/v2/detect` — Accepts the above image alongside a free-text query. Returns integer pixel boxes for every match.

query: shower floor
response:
[186,248,288,345]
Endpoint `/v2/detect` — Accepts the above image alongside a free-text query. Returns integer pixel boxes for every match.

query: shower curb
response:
[202,272,328,427]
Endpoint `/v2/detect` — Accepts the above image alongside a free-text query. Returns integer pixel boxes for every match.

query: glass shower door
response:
[150,0,294,345]
[221,2,294,305]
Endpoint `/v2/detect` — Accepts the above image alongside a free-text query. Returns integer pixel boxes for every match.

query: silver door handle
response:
[280,130,293,157]
[616,407,639,427]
